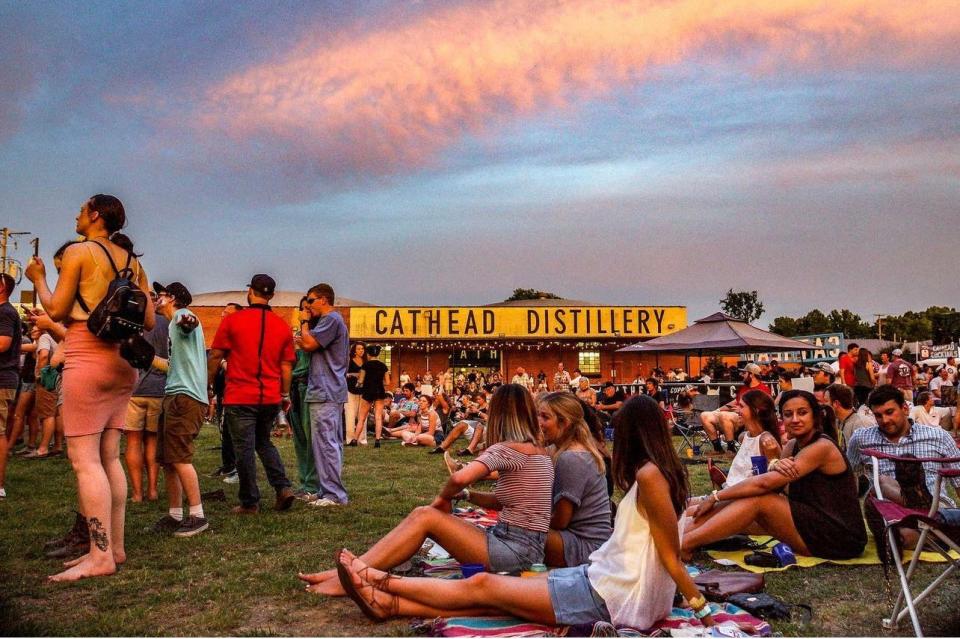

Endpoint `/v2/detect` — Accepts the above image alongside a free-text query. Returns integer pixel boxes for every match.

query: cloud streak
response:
[194,0,960,177]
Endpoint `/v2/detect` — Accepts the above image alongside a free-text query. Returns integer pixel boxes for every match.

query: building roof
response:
[484,297,605,307]
[191,290,374,308]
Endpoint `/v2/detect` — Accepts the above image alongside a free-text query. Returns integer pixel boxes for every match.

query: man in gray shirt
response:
[298,283,349,507]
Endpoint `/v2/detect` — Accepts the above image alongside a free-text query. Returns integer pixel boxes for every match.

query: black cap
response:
[152,281,192,307]
[604,381,615,388]
[247,274,276,297]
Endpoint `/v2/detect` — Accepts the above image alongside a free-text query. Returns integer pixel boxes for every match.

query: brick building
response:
[192,292,693,385]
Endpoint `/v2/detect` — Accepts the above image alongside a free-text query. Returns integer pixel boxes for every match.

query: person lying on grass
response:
[332,395,715,630]
[682,390,867,561]
[537,392,612,568]
[298,383,554,595]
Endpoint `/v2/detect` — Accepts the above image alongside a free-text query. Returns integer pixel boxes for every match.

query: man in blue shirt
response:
[298,283,349,507]
[150,282,210,536]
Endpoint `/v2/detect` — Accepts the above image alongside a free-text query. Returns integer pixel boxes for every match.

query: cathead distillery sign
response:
[350,306,686,340]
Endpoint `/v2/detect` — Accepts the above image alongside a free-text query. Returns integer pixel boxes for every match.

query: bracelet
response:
[694,603,712,619]
[461,489,471,502]
[281,393,290,399]
[711,489,721,503]
[688,594,706,611]
[768,458,780,470]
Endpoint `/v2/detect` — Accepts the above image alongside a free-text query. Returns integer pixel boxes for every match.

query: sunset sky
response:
[3,1,958,325]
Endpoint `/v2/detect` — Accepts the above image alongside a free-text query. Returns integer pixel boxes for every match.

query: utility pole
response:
[874,314,889,341]
[0,227,30,278]
[30,237,39,307]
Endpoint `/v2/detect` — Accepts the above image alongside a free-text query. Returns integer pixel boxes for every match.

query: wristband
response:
[694,603,712,619]
[711,489,721,503]
[768,458,780,470]
[688,594,706,611]
[461,489,471,502]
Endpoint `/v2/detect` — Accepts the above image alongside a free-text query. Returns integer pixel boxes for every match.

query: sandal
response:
[335,549,399,621]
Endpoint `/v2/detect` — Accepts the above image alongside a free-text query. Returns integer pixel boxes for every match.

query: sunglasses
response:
[306,297,321,304]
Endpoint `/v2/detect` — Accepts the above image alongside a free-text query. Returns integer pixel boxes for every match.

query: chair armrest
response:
[939,468,960,478]
[862,448,960,465]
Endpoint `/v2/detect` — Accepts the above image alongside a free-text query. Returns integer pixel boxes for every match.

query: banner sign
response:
[919,344,958,360]
[349,306,686,340]
[741,332,844,364]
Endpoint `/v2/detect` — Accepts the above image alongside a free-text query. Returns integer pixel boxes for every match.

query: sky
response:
[2,0,959,327]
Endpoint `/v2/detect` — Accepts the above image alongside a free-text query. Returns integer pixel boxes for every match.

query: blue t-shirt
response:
[165,308,209,405]
[305,310,349,404]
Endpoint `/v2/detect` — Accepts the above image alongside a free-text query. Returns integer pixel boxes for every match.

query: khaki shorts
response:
[0,387,17,434]
[126,396,163,433]
[157,394,206,464]
[35,387,58,420]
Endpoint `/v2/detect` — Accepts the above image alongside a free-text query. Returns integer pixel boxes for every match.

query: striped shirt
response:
[476,443,554,532]
[847,423,960,507]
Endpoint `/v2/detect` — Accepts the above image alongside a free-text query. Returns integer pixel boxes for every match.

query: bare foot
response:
[48,556,116,582]
[297,569,335,584]
[64,550,126,568]
[306,580,346,596]
[131,495,143,503]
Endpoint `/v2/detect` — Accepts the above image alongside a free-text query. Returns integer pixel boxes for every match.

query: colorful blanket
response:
[454,506,500,529]
[706,533,960,573]
[421,602,771,637]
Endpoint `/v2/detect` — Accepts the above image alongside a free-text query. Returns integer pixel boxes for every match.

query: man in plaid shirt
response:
[847,384,960,507]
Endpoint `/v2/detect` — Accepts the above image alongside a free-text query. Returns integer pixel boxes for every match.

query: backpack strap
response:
[74,240,134,313]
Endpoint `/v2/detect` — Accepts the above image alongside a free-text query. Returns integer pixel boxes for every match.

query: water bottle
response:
[772,542,797,567]
[276,409,289,427]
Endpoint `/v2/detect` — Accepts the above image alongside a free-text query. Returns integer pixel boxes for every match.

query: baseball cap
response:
[892,348,903,357]
[152,281,192,307]
[740,363,762,375]
[247,274,276,297]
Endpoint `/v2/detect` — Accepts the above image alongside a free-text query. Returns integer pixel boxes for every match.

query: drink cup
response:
[461,563,485,578]
[750,455,768,475]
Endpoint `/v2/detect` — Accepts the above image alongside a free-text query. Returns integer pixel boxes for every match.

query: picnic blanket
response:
[706,533,960,573]
[420,602,771,637]
[454,506,500,529]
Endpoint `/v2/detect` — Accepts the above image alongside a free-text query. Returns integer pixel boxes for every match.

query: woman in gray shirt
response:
[537,392,613,567]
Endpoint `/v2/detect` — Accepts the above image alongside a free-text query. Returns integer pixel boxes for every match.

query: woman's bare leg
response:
[339,550,557,623]
[144,432,159,500]
[49,433,117,582]
[353,401,370,442]
[101,429,127,564]
[681,493,810,555]
[125,430,144,501]
[544,531,567,567]
[302,506,490,595]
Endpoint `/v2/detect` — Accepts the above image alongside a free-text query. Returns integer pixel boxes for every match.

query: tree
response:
[826,309,873,338]
[505,288,562,302]
[720,289,764,323]
[795,309,831,335]
[929,308,960,344]
[879,311,933,343]
[769,316,799,336]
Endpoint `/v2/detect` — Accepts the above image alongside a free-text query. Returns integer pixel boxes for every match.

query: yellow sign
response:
[349,306,686,340]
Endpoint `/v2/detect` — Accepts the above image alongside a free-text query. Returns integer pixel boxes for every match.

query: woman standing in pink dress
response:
[26,194,154,582]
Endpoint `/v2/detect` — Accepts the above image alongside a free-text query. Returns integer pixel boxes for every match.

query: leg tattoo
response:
[88,517,109,552]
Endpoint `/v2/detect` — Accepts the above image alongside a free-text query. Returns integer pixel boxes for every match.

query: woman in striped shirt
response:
[298,383,553,596]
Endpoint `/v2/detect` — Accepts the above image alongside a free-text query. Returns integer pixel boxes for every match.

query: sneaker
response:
[148,515,183,534]
[310,497,344,508]
[209,466,234,478]
[726,440,738,453]
[173,515,209,537]
[455,448,475,457]
[428,446,444,455]
[347,439,358,447]
[223,470,239,484]
[374,439,381,449]
[294,490,318,503]
[0,487,6,499]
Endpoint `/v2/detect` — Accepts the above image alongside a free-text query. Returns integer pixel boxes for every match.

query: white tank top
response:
[587,482,677,629]
[725,432,762,487]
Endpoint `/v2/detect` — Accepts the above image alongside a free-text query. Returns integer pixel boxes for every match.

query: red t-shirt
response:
[737,381,771,401]
[210,305,296,405]
[838,353,856,386]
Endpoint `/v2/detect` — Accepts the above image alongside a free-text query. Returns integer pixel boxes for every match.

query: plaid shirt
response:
[847,423,960,507]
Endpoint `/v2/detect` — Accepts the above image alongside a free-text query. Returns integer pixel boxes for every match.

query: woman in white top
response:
[332,395,716,630]
[399,395,440,447]
[719,390,781,487]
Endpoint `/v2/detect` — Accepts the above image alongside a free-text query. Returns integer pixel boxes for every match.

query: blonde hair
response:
[538,392,606,474]
[485,384,540,446]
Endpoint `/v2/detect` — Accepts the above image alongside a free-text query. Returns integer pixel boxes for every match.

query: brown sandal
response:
[335,549,399,621]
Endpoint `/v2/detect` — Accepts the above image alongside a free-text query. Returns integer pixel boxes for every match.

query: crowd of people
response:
[3,194,960,630]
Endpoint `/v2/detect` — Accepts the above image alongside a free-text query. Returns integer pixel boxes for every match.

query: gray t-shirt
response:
[553,450,613,555]
[133,313,169,398]
[0,302,22,389]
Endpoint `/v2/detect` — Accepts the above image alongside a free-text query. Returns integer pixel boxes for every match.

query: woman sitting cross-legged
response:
[399,395,440,447]
[538,392,613,567]
[682,390,867,560]
[333,395,716,630]
[298,383,553,595]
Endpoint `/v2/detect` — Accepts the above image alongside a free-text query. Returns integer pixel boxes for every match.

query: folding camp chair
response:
[672,394,719,456]
[862,448,960,636]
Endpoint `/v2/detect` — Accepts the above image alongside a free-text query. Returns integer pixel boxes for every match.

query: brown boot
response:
[274,487,295,511]
[44,511,88,551]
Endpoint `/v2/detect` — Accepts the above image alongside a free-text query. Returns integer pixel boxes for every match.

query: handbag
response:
[693,570,765,601]
[39,365,60,391]
[727,592,812,623]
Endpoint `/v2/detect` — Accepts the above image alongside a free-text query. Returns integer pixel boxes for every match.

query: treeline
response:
[768,306,960,343]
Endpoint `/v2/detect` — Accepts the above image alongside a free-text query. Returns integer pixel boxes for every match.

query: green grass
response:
[1,427,959,636]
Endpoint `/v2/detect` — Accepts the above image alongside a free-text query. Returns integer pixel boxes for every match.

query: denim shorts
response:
[547,564,611,626]
[485,521,546,573]
[938,508,960,527]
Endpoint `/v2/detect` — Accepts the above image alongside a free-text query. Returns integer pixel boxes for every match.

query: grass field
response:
[2,425,959,637]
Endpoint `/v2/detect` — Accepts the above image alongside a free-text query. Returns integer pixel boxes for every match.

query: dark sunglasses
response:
[306,297,320,304]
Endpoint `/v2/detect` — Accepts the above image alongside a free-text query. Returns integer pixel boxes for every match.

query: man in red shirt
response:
[207,274,296,514]
[837,343,860,387]
[701,363,771,453]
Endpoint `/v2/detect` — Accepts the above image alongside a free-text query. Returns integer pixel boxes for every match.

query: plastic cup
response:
[460,563,485,578]
[750,455,768,475]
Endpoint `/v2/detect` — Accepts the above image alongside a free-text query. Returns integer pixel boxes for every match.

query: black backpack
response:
[76,241,148,342]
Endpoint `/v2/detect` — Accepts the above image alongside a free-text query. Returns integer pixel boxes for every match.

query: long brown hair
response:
[612,395,689,515]
[740,389,779,441]
[539,392,606,474]
[485,384,540,446]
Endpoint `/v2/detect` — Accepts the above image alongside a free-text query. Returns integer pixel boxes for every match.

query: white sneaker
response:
[310,497,342,507]
[0,487,6,498]
[223,471,239,484]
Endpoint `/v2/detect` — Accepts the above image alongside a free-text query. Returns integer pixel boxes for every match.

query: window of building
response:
[379,345,392,370]
[578,350,600,375]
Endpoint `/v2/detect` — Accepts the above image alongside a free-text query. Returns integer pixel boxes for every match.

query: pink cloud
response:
[194,0,960,176]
